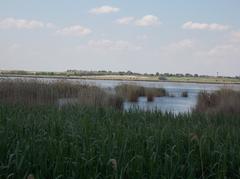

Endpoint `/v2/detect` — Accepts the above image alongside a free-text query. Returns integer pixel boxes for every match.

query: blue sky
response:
[0,0,240,76]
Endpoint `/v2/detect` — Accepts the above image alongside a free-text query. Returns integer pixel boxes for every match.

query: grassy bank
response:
[0,105,240,178]
[1,74,240,84]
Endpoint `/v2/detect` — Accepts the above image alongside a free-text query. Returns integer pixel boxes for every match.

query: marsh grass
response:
[195,89,240,114]
[0,81,240,178]
[0,79,123,110]
[0,105,240,178]
[115,84,167,102]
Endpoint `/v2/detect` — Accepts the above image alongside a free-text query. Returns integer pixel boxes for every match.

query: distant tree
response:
[185,73,193,77]
[126,71,133,75]
[176,73,184,77]
[119,71,125,75]
[159,76,167,81]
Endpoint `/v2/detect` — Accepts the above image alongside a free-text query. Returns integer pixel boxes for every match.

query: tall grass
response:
[195,89,240,114]
[0,79,123,110]
[0,105,240,178]
[115,84,167,102]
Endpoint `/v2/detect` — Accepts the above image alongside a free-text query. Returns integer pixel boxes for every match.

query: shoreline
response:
[1,74,240,85]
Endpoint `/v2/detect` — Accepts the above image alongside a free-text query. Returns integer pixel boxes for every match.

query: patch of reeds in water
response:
[181,91,188,97]
[115,84,167,102]
[194,88,240,114]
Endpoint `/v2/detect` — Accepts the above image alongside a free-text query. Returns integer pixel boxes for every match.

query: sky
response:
[0,0,240,76]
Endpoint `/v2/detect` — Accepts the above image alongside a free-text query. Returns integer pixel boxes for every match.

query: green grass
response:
[2,73,240,84]
[1,105,240,178]
[166,76,240,84]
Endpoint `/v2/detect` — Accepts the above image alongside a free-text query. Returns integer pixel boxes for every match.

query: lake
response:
[2,77,240,113]
[84,79,240,113]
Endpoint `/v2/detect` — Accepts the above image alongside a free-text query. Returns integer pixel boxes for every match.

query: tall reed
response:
[194,89,240,114]
[115,84,167,102]
[0,79,123,109]
[0,105,239,178]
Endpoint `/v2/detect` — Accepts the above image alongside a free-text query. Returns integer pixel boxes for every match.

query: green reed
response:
[0,105,240,179]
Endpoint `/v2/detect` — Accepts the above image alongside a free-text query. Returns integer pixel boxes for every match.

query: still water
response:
[84,80,240,113]
[2,77,240,113]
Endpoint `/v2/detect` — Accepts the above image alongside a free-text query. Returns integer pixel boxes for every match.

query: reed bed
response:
[0,105,240,178]
[195,89,240,114]
[0,79,123,110]
[115,84,167,102]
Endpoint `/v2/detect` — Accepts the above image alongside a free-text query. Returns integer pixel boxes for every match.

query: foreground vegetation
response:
[0,105,240,179]
[0,79,240,178]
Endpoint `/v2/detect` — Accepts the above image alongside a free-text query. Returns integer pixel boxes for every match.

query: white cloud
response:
[116,17,135,25]
[46,23,57,29]
[0,17,45,29]
[234,32,240,38]
[136,34,149,40]
[232,31,240,42]
[83,39,142,51]
[8,43,21,51]
[135,15,160,27]
[172,39,194,48]
[207,44,240,57]
[89,5,119,15]
[182,21,229,31]
[56,25,92,37]
[163,39,195,52]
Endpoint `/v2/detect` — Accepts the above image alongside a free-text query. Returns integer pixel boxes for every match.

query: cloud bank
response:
[116,15,160,27]
[135,15,160,27]
[81,39,142,51]
[56,25,92,37]
[116,17,135,25]
[89,6,119,15]
[0,17,45,29]
[182,21,229,31]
